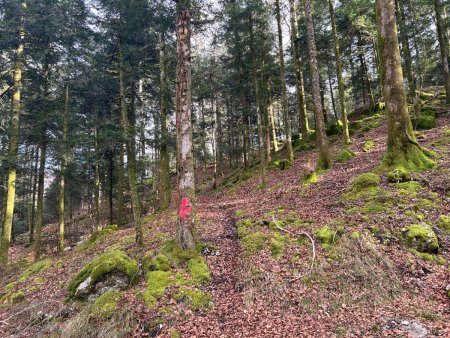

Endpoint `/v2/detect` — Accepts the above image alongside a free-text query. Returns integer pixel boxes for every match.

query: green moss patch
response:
[437,215,450,233]
[363,140,375,152]
[303,172,318,185]
[412,250,446,265]
[268,159,292,171]
[402,224,439,253]
[413,115,436,130]
[350,173,380,192]
[336,149,355,163]
[19,259,52,283]
[173,287,212,311]
[387,168,411,183]
[90,291,120,318]
[314,226,341,246]
[241,232,269,256]
[81,224,119,250]
[143,270,172,309]
[188,257,211,285]
[67,250,138,298]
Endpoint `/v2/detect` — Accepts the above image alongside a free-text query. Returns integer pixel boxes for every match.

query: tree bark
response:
[434,0,450,103]
[304,0,331,169]
[176,1,196,249]
[58,85,69,252]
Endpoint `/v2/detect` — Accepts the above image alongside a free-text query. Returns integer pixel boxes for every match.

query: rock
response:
[400,320,428,338]
[64,246,72,252]
[75,276,91,298]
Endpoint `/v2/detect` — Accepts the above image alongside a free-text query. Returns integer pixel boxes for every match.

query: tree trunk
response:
[117,143,125,227]
[94,121,100,231]
[328,0,351,144]
[276,0,294,162]
[176,1,196,249]
[58,85,69,252]
[159,33,171,211]
[376,0,434,169]
[0,17,24,269]
[30,146,39,244]
[304,0,331,169]
[289,0,309,143]
[434,0,450,103]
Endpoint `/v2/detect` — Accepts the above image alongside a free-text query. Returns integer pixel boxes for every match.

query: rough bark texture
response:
[94,122,100,231]
[289,0,309,143]
[376,0,434,170]
[276,0,294,162]
[434,0,450,103]
[328,0,351,145]
[117,143,125,227]
[0,20,24,269]
[304,0,331,169]
[58,85,69,253]
[176,2,196,249]
[159,33,171,211]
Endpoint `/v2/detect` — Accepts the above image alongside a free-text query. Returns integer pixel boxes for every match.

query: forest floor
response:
[1,92,450,337]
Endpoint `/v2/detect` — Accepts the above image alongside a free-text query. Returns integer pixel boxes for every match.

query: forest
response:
[0,0,449,336]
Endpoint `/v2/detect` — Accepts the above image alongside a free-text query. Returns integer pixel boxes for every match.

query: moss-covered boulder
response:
[90,291,121,318]
[143,253,171,272]
[350,173,380,192]
[336,149,355,163]
[437,215,450,233]
[387,168,411,183]
[413,115,436,130]
[68,250,138,300]
[402,224,439,253]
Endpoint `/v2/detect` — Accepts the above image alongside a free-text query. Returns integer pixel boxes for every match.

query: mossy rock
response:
[67,250,138,298]
[387,168,411,183]
[350,173,380,192]
[188,256,211,285]
[19,259,52,282]
[143,253,171,273]
[90,291,120,318]
[173,286,212,311]
[437,215,450,233]
[363,140,375,152]
[413,115,436,130]
[268,159,292,171]
[402,224,439,253]
[336,149,355,163]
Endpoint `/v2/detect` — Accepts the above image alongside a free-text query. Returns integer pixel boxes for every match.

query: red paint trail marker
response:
[179,197,192,219]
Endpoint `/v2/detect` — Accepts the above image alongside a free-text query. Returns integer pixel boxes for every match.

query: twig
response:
[271,216,316,282]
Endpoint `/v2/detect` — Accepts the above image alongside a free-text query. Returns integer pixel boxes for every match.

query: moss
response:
[10,291,25,304]
[235,210,247,218]
[422,147,438,159]
[412,250,446,265]
[363,140,375,152]
[67,250,138,297]
[415,198,437,211]
[396,181,422,194]
[188,256,211,285]
[380,143,436,171]
[143,270,172,309]
[170,330,181,338]
[268,159,292,171]
[431,137,450,146]
[270,238,285,258]
[402,224,439,253]
[413,115,436,130]
[19,259,52,283]
[350,173,380,192]
[363,203,388,214]
[326,120,343,136]
[314,226,339,245]
[81,224,119,250]
[173,286,212,311]
[387,168,411,183]
[237,219,257,239]
[350,231,360,239]
[241,232,268,255]
[4,282,16,292]
[161,240,199,267]
[303,172,318,185]
[437,215,450,233]
[336,149,355,163]
[143,253,171,273]
[90,291,120,318]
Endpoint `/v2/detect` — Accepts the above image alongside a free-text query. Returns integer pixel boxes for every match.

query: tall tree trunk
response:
[58,85,69,252]
[159,33,171,211]
[0,16,24,269]
[268,93,279,152]
[215,98,223,176]
[289,0,309,143]
[118,30,142,246]
[109,148,114,225]
[27,147,36,244]
[376,0,434,169]
[434,0,450,103]
[94,121,100,231]
[395,0,416,97]
[249,13,267,184]
[176,0,196,249]
[276,0,294,162]
[117,143,125,227]
[328,0,351,144]
[304,0,331,169]
[30,146,39,243]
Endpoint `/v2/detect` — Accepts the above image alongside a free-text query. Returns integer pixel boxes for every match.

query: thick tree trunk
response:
[434,0,450,103]
[276,0,294,162]
[289,0,309,143]
[328,0,351,144]
[376,0,434,170]
[304,0,331,169]
[176,1,196,249]
[159,33,171,211]
[0,19,24,269]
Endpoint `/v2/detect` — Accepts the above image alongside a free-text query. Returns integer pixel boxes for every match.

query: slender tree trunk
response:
[289,0,309,143]
[268,94,278,152]
[328,0,351,144]
[159,33,171,211]
[304,0,331,169]
[58,85,69,252]
[94,121,100,231]
[109,148,114,225]
[434,0,450,103]
[0,18,24,269]
[30,147,39,244]
[176,1,196,249]
[215,98,223,176]
[117,143,125,227]
[276,0,294,162]
[118,30,142,245]
[200,100,207,177]
[27,147,36,244]
[376,0,434,169]
[395,0,416,97]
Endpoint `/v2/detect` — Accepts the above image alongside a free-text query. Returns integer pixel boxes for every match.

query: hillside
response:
[1,93,449,337]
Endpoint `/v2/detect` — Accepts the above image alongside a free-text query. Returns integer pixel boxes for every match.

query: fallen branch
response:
[271,216,315,282]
